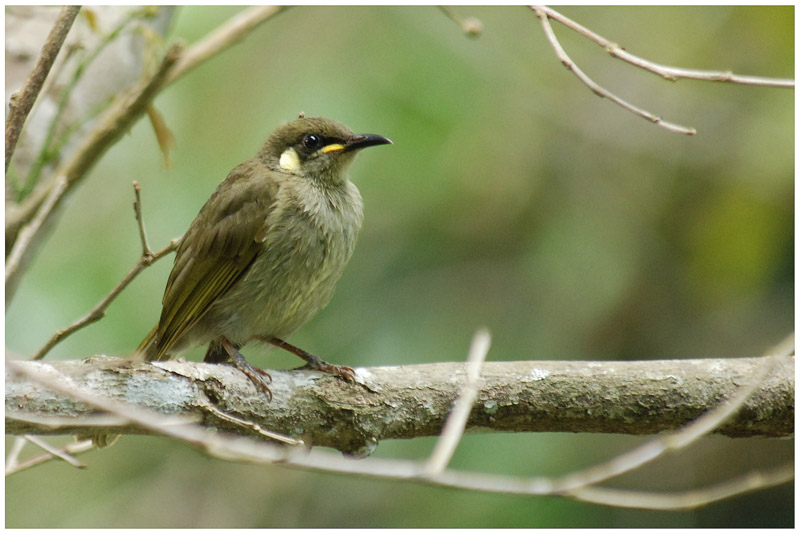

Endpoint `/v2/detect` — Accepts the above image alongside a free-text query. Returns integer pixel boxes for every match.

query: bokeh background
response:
[6,5,793,528]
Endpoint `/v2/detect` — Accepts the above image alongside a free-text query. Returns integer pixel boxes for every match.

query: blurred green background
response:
[6,6,793,528]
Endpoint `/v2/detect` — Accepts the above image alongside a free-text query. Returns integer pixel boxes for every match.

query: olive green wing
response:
[150,162,276,361]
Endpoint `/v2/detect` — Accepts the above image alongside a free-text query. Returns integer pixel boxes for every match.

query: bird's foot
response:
[297,356,356,383]
[219,338,272,400]
[260,336,356,383]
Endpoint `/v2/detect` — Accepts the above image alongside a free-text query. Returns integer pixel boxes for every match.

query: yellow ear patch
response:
[279,147,301,171]
[321,143,345,154]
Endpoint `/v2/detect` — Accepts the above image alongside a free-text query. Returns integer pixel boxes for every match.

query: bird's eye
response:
[303,134,323,150]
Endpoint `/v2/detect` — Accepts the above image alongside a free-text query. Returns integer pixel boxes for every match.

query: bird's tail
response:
[136,325,162,361]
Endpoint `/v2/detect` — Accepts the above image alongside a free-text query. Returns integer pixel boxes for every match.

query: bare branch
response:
[532,6,696,135]
[5,6,286,298]
[533,6,794,88]
[5,437,26,473]
[5,45,182,306]
[165,6,286,85]
[570,462,794,510]
[22,181,176,360]
[21,435,86,469]
[426,328,490,475]
[29,236,179,361]
[5,355,793,510]
[553,354,788,494]
[5,437,94,476]
[25,175,178,362]
[5,6,81,173]
[6,356,793,449]
[132,181,152,257]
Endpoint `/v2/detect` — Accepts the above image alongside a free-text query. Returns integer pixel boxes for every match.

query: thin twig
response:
[25,178,173,363]
[6,6,287,303]
[532,6,696,135]
[533,6,794,88]
[570,462,795,510]
[166,5,287,85]
[204,404,304,446]
[5,6,81,173]
[553,351,788,496]
[29,236,179,361]
[23,435,86,469]
[4,44,182,307]
[5,439,94,476]
[30,180,180,360]
[5,437,27,474]
[438,6,483,38]
[18,7,155,201]
[132,181,152,257]
[426,328,490,475]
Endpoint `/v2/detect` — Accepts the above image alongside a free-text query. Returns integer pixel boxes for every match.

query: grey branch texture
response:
[6,356,793,455]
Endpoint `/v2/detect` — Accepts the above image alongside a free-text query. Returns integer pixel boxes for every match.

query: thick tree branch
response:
[6,356,793,456]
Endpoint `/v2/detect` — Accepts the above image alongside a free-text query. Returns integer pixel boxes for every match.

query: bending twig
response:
[166,6,286,85]
[533,6,794,88]
[5,45,181,307]
[6,437,94,476]
[571,463,794,510]
[7,7,287,305]
[532,6,696,135]
[30,237,179,361]
[29,179,179,361]
[556,353,786,495]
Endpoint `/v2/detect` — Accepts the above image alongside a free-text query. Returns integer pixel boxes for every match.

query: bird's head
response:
[259,116,392,184]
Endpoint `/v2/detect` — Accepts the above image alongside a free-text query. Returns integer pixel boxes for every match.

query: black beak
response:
[344,133,393,152]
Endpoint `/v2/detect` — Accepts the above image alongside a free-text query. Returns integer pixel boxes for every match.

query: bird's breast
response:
[207,179,363,342]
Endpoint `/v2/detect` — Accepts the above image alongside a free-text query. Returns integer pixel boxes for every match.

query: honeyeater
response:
[137,116,391,397]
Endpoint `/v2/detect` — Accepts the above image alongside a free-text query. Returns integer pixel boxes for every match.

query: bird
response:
[137,116,392,397]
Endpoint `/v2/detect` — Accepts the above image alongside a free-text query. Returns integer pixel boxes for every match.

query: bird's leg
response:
[212,337,272,399]
[203,339,230,363]
[259,336,356,382]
